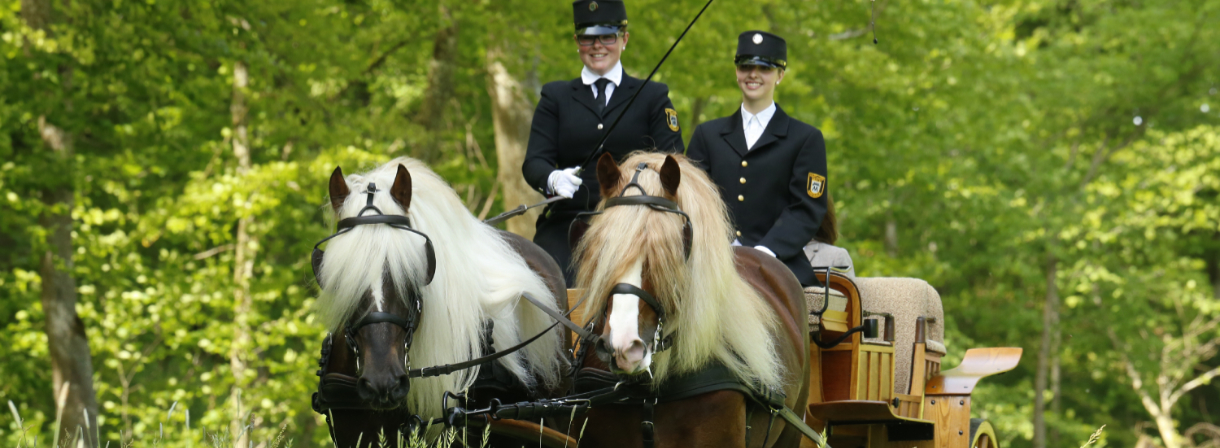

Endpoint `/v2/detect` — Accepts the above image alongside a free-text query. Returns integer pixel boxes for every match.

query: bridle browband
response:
[311,183,437,287]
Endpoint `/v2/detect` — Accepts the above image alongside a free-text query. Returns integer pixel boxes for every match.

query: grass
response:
[4,398,499,448]
[1080,425,1106,448]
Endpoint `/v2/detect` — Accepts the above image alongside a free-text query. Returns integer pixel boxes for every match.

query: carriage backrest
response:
[855,277,946,395]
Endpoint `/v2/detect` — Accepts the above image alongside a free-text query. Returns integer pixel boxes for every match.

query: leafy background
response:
[1,0,1218,447]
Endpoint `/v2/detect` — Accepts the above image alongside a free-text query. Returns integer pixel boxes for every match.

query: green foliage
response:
[1,0,1218,447]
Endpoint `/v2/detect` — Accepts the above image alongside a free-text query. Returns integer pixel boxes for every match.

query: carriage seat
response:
[854,277,946,395]
[803,286,848,328]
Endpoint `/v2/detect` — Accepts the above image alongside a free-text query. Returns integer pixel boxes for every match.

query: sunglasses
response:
[735,64,777,72]
[577,33,621,46]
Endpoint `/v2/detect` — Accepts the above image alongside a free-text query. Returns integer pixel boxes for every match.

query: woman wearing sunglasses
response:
[686,31,829,287]
[522,0,685,284]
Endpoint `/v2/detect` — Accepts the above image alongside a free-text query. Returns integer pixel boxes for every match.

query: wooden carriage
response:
[554,273,1018,448]
[799,273,1021,448]
[562,273,1019,448]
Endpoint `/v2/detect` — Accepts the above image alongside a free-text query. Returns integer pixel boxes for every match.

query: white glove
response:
[754,246,777,258]
[547,167,583,199]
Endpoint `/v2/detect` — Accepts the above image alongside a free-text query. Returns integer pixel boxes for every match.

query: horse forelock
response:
[314,156,565,419]
[575,152,785,389]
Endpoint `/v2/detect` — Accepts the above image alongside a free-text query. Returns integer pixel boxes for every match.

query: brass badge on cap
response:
[665,108,680,132]
[807,173,825,198]
[753,33,764,44]
[589,1,598,11]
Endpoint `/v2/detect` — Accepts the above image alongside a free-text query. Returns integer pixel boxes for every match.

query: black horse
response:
[310,158,571,447]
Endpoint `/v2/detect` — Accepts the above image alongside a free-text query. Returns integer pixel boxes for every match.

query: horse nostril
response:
[594,337,613,361]
[357,377,375,399]
[393,375,411,399]
[615,339,647,372]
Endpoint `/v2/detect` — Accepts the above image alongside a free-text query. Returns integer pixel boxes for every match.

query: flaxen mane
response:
[574,152,783,389]
[314,157,564,419]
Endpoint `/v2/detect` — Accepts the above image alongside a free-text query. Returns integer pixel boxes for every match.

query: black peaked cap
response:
[573,0,628,35]
[735,30,787,69]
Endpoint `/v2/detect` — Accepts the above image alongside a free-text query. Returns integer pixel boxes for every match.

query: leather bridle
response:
[312,183,437,287]
[571,162,693,261]
[571,162,690,360]
[311,183,431,372]
[311,183,574,381]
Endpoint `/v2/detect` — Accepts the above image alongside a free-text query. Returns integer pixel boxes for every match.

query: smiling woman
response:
[686,30,830,288]
[520,0,686,286]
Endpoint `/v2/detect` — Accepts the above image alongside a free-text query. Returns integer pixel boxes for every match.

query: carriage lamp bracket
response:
[811,319,877,349]
[810,266,835,318]
[862,311,896,342]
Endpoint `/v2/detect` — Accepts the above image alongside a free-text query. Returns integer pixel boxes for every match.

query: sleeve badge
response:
[807,173,826,199]
[664,108,680,132]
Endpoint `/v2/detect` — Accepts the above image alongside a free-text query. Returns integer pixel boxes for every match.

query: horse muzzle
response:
[357,373,410,409]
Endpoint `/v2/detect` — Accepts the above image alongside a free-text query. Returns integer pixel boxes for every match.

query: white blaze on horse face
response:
[371,282,385,312]
[608,257,649,373]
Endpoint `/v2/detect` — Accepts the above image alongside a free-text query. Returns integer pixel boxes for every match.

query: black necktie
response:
[594,78,611,115]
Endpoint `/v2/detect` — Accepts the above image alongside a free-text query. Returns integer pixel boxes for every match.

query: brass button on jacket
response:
[684,103,829,287]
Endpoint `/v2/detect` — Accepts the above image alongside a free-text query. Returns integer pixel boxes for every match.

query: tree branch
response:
[364,38,410,75]
[1168,364,1220,405]
[194,244,235,260]
[1110,330,1164,417]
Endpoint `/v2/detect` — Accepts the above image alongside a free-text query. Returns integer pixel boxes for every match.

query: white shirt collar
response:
[582,61,624,86]
[741,102,777,127]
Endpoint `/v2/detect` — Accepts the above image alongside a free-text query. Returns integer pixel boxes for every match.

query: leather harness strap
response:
[519,291,600,345]
[609,283,665,321]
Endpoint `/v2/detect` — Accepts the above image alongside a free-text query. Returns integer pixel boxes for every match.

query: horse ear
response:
[596,153,621,198]
[659,155,681,197]
[329,166,350,212]
[390,164,412,212]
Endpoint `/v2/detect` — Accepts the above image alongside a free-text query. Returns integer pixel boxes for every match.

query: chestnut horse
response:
[570,152,810,448]
[312,157,569,447]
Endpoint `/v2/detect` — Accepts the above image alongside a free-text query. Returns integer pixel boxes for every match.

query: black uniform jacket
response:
[686,105,827,286]
[522,72,684,282]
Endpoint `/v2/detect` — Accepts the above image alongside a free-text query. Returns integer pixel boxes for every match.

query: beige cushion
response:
[855,277,946,395]
[803,286,848,327]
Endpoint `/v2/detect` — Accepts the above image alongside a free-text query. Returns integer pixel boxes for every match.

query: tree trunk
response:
[38,126,100,448]
[1050,329,1061,447]
[229,60,256,448]
[1207,233,1219,301]
[1154,407,1181,448]
[690,95,710,133]
[487,46,544,239]
[25,0,100,445]
[415,4,459,162]
[884,210,898,257]
[485,47,544,240]
[1033,253,1058,448]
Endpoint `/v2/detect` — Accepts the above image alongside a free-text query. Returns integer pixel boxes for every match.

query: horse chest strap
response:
[640,397,658,448]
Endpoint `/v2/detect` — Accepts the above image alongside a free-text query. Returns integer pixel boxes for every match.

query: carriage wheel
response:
[969,419,999,448]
